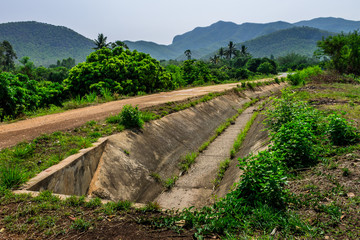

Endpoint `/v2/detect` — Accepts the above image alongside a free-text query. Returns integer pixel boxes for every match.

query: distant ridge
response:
[126,17,360,60]
[0,17,359,66]
[294,17,360,33]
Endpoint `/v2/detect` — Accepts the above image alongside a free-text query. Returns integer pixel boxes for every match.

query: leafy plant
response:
[164,176,178,190]
[271,119,319,169]
[179,152,198,172]
[327,113,359,145]
[119,104,144,129]
[237,151,288,208]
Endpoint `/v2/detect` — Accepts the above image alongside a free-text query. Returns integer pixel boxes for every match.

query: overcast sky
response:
[1,0,359,45]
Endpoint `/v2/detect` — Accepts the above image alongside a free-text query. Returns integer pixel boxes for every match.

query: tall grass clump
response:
[0,165,28,189]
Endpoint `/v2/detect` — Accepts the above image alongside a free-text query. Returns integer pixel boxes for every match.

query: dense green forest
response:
[239,27,333,58]
[0,21,93,66]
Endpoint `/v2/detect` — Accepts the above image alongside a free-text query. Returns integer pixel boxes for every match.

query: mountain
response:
[240,27,333,58]
[127,17,360,60]
[170,20,293,52]
[294,17,360,33]
[1,17,359,66]
[0,21,94,66]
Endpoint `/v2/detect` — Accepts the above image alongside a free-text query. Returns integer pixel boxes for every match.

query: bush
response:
[237,151,288,208]
[327,113,359,145]
[266,89,323,133]
[271,120,319,169]
[287,66,323,86]
[120,104,144,129]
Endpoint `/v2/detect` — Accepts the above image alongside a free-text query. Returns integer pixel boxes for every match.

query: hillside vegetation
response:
[241,27,333,58]
[1,17,360,65]
[0,21,93,66]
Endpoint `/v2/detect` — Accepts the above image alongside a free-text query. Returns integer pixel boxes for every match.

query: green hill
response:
[0,21,94,66]
[241,27,333,58]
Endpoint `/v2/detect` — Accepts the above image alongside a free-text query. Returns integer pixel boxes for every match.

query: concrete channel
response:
[16,82,286,208]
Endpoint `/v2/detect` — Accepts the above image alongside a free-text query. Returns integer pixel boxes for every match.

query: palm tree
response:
[111,40,129,49]
[210,55,220,64]
[93,33,110,50]
[240,45,250,57]
[226,41,236,59]
[184,49,192,60]
[218,47,225,59]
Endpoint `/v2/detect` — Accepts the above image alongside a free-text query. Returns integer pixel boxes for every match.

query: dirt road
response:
[0,77,284,150]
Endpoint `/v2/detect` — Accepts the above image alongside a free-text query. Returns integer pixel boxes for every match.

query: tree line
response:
[1,30,358,121]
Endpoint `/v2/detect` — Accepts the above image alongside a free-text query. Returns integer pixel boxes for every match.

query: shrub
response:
[327,113,359,145]
[237,151,288,208]
[266,89,323,133]
[287,66,323,86]
[271,120,319,169]
[120,104,144,129]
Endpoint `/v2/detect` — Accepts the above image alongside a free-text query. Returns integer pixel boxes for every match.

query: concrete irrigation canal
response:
[16,82,286,209]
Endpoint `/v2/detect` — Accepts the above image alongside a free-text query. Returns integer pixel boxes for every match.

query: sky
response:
[1,0,360,45]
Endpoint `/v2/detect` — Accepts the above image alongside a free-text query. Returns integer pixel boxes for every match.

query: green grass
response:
[212,159,230,188]
[163,176,178,190]
[230,112,259,159]
[179,152,199,173]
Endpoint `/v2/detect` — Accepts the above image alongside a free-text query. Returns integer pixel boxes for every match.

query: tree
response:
[111,41,129,49]
[93,33,110,50]
[64,47,173,96]
[184,49,192,60]
[240,45,250,57]
[49,57,76,69]
[225,41,237,59]
[218,47,225,59]
[0,41,17,71]
[210,55,220,65]
[19,56,35,77]
[316,31,360,75]
[257,62,275,75]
